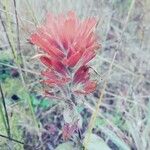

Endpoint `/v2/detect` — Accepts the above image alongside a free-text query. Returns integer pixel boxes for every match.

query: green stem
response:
[26,93,39,128]
[0,102,8,135]
[0,83,11,138]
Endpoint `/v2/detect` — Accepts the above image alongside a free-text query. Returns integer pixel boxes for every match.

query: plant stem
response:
[13,0,24,66]
[25,0,38,25]
[0,98,8,135]
[0,83,11,138]
[83,52,117,149]
[0,10,16,59]
[1,0,39,129]
[0,133,24,145]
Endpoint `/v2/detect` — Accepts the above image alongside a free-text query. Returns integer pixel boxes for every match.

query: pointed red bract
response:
[83,81,97,93]
[65,50,83,67]
[73,66,90,84]
[40,56,67,76]
[74,81,97,95]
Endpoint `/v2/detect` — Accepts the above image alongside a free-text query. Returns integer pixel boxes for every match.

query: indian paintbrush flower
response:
[29,11,100,140]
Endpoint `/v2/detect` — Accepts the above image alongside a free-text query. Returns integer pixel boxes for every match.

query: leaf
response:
[31,95,56,109]
[55,142,77,150]
[85,134,111,150]
[31,95,40,106]
[40,99,56,109]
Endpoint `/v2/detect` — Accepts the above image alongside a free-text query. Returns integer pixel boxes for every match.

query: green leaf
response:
[40,99,56,109]
[40,100,51,108]
[85,134,111,150]
[95,117,106,127]
[55,142,77,150]
[30,95,57,109]
[31,95,40,106]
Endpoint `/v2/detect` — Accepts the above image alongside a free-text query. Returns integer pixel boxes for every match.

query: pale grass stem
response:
[0,95,8,135]
[1,0,39,129]
[25,0,39,25]
[0,83,11,138]
[83,52,117,149]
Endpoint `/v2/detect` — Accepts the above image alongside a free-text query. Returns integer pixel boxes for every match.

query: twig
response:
[0,134,24,145]
[13,0,24,65]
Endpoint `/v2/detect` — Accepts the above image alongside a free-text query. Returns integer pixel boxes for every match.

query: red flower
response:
[30,11,99,94]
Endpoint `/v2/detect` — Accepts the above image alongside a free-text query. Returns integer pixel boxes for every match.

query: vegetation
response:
[0,0,150,149]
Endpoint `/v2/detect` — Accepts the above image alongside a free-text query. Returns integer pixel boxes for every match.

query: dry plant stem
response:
[13,0,29,77]
[84,102,131,146]
[98,55,150,85]
[0,92,8,135]
[13,0,24,66]
[122,0,135,35]
[0,12,16,59]
[0,83,11,138]
[25,0,39,25]
[83,52,117,149]
[0,8,35,25]
[1,0,17,59]
[1,1,39,129]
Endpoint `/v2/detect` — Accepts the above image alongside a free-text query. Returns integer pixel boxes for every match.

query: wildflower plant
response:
[30,11,99,141]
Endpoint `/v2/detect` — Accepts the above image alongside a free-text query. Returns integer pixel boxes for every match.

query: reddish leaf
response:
[81,50,96,66]
[40,56,53,68]
[40,56,67,76]
[84,81,97,93]
[65,50,83,67]
[74,81,96,94]
[73,66,90,84]
[43,77,70,86]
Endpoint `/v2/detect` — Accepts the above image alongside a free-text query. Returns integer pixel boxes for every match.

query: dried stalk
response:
[83,52,117,149]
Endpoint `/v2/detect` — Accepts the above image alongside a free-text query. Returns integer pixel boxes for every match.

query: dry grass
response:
[0,0,150,149]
